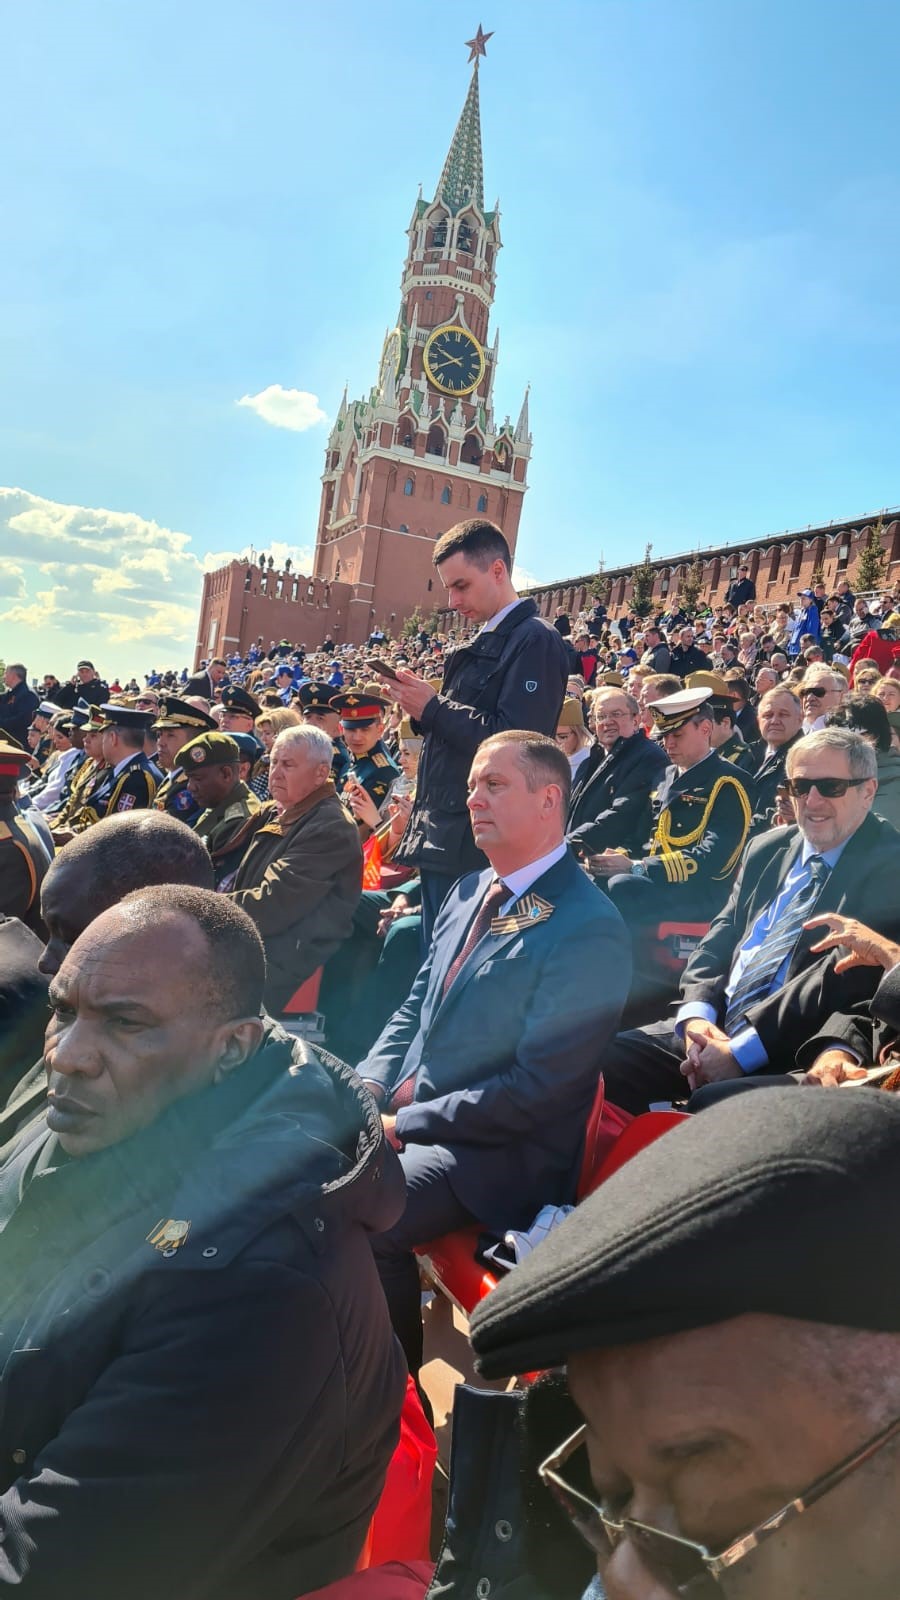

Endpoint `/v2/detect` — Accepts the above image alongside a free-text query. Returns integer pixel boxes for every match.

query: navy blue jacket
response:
[359,849,631,1230]
[567,733,668,858]
[0,1028,407,1598]
[0,680,39,748]
[394,600,570,878]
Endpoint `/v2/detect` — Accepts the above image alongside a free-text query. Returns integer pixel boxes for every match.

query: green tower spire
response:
[436,32,491,215]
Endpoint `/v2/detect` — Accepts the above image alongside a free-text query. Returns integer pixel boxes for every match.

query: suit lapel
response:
[426,853,574,1031]
[424,870,493,1029]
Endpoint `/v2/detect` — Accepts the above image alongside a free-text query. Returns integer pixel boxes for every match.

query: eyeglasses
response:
[783,776,867,798]
[800,685,830,699]
[539,1415,900,1593]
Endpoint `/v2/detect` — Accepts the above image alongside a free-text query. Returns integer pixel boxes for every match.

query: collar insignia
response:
[490,892,555,937]
[147,1219,191,1257]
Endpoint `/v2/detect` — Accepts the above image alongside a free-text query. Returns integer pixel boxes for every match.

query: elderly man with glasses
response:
[469,1088,900,1600]
[566,689,668,861]
[596,728,900,1115]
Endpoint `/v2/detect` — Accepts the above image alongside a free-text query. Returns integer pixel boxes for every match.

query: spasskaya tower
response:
[312,26,530,644]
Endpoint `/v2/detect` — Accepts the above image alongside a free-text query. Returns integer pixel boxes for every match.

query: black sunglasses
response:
[800,684,829,699]
[783,777,868,798]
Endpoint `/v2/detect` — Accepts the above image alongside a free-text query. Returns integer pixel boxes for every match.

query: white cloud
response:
[236,384,327,432]
[0,487,205,675]
[0,559,26,599]
[513,562,542,591]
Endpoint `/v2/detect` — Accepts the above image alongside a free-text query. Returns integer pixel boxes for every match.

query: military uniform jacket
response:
[718,730,759,777]
[56,757,103,828]
[194,781,260,886]
[339,740,400,814]
[70,752,160,831]
[641,750,753,911]
[394,599,570,878]
[0,801,51,937]
[0,1028,407,1599]
[154,766,202,826]
[45,747,87,817]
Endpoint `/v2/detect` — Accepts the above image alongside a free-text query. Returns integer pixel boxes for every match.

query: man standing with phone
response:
[380,519,569,939]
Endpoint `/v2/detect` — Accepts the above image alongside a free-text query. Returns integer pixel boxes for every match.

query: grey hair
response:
[271,722,334,768]
[591,687,641,718]
[787,726,877,781]
[801,668,847,695]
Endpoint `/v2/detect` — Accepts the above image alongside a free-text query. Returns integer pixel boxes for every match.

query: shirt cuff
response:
[674,1001,718,1040]
[729,1027,769,1074]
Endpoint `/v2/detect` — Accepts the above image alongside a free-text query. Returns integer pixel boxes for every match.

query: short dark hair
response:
[116,884,265,1019]
[107,724,146,751]
[433,519,512,574]
[47,811,215,912]
[828,692,892,754]
[478,729,572,808]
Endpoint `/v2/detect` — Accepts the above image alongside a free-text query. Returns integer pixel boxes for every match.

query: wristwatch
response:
[631,859,649,879]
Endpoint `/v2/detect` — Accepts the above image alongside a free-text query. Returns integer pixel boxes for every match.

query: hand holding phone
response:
[369,658,400,683]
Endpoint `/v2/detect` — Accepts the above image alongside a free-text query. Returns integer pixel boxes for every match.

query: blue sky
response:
[2,0,899,677]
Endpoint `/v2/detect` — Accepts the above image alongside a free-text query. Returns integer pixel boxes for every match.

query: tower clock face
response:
[379,327,403,392]
[423,325,485,397]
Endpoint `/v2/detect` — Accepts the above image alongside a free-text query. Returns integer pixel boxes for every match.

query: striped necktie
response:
[442,879,508,997]
[724,855,830,1034]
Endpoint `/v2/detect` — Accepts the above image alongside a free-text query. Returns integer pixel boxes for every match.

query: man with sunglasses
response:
[470,1089,900,1600]
[798,667,845,733]
[598,728,900,1113]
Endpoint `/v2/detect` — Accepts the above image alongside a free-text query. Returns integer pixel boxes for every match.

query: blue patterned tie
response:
[724,855,830,1034]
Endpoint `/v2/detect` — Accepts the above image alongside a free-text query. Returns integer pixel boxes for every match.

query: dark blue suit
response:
[361,848,631,1370]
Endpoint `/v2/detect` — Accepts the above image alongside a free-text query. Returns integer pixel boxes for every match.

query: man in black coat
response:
[183,656,229,700]
[639,625,672,674]
[566,685,668,859]
[669,625,710,678]
[53,660,110,711]
[750,685,804,829]
[600,728,900,1114]
[384,520,570,939]
[725,562,756,607]
[0,885,406,1598]
[0,663,38,747]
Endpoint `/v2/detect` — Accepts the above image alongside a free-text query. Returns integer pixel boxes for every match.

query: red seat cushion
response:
[282,967,323,1015]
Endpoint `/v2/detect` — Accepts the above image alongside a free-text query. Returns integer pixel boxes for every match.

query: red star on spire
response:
[465,24,494,63]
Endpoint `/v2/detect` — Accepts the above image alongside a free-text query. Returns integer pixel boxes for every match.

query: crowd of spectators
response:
[2,523,900,1599]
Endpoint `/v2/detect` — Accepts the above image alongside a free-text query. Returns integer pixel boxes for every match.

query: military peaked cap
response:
[221,685,261,718]
[153,696,217,732]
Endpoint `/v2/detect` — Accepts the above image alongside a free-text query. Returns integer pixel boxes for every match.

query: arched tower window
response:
[441,485,452,505]
[426,423,447,458]
[461,431,482,465]
[477,492,488,514]
[403,476,415,496]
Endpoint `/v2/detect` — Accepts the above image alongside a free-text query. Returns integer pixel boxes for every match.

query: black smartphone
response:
[369,658,401,682]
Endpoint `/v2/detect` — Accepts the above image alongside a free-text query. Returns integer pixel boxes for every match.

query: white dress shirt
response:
[496,841,568,913]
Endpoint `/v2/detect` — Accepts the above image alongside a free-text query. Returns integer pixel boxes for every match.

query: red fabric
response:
[366,1378,437,1568]
[389,1075,416,1112]
[304,1561,434,1600]
[362,833,382,890]
[849,630,895,685]
[577,1091,633,1200]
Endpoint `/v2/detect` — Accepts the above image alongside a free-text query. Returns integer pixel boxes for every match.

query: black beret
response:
[469,1090,900,1379]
